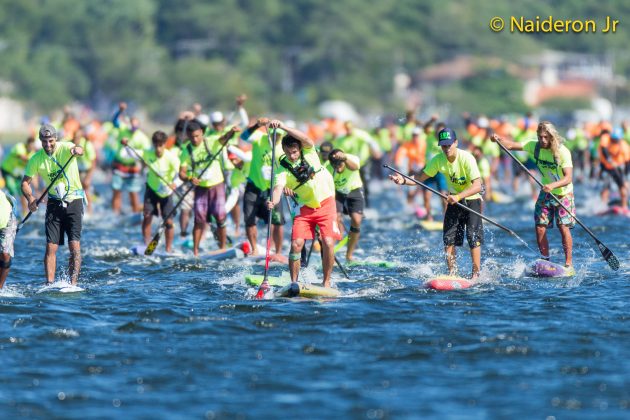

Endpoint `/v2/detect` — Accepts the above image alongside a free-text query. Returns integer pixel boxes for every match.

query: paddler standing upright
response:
[390,128,483,279]
[21,124,85,285]
[491,121,575,270]
[266,120,341,289]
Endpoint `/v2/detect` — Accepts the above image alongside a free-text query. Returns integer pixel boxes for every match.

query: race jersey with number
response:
[423,149,482,200]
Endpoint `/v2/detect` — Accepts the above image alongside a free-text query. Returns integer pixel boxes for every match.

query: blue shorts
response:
[424,172,447,192]
[112,172,144,193]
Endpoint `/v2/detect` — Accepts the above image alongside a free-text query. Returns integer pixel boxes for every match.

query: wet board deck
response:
[276,282,341,298]
[130,245,186,258]
[491,191,514,204]
[245,274,290,287]
[418,220,443,231]
[347,260,397,268]
[37,283,85,294]
[527,259,576,278]
[248,254,289,265]
[426,275,475,290]
[246,275,340,298]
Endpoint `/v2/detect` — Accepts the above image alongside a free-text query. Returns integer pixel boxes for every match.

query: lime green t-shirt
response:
[274,146,335,208]
[333,129,372,165]
[1,143,33,177]
[423,149,481,200]
[246,131,284,192]
[230,151,252,189]
[478,156,491,180]
[115,127,151,165]
[141,148,180,198]
[512,128,537,162]
[63,137,96,172]
[25,142,83,201]
[0,190,13,229]
[376,128,392,153]
[523,140,573,195]
[179,138,229,188]
[325,154,363,194]
[425,130,441,160]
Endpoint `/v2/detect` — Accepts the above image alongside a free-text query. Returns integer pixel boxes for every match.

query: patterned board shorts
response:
[0,213,17,257]
[534,191,575,228]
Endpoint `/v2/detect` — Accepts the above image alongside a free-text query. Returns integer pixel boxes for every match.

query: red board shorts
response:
[292,196,342,241]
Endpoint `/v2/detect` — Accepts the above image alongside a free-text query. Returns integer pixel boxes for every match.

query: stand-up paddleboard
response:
[276,282,341,298]
[426,275,475,290]
[37,282,85,294]
[596,205,630,217]
[246,275,340,298]
[347,260,397,268]
[202,241,251,261]
[248,253,289,265]
[527,259,576,277]
[130,244,185,258]
[224,188,240,214]
[245,274,290,287]
[491,191,514,204]
[418,220,443,231]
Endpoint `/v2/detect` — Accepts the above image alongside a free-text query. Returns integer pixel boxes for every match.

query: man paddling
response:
[21,124,85,285]
[266,120,341,289]
[390,128,483,279]
[491,122,575,270]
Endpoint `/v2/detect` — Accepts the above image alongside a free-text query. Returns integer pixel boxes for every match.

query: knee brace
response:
[164,221,174,229]
[0,257,12,269]
[216,219,227,228]
[350,226,361,233]
[289,252,302,261]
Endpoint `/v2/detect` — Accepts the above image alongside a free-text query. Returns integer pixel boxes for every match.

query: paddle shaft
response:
[146,135,230,254]
[18,154,76,232]
[255,128,278,298]
[384,165,538,255]
[494,139,619,270]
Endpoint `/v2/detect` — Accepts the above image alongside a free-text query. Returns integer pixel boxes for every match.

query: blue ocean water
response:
[0,178,628,418]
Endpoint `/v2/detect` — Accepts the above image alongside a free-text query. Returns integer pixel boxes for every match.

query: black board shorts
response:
[443,198,483,248]
[335,188,365,215]
[45,198,83,246]
[143,185,176,220]
[243,181,285,227]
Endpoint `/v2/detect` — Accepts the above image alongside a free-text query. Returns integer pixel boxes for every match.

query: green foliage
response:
[0,0,628,119]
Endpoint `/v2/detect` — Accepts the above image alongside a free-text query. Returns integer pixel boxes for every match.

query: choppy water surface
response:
[1,177,628,418]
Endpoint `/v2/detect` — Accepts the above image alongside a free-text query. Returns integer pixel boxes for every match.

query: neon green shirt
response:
[179,138,229,188]
[246,131,284,192]
[423,149,481,200]
[115,128,151,165]
[141,148,180,198]
[333,129,373,165]
[376,128,392,152]
[478,156,491,180]
[0,190,13,229]
[25,142,83,201]
[523,141,573,196]
[425,130,441,160]
[1,143,33,177]
[230,151,252,189]
[325,154,363,194]
[274,146,335,208]
[63,138,96,172]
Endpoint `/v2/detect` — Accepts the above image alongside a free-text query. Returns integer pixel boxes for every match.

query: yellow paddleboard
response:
[419,220,443,231]
[276,282,341,298]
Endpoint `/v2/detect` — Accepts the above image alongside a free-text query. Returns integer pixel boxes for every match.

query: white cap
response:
[412,127,422,135]
[210,111,224,123]
[477,117,489,128]
[197,113,210,126]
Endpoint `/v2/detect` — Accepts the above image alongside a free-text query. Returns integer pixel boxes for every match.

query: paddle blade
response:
[255,280,270,300]
[598,242,620,271]
[145,236,160,256]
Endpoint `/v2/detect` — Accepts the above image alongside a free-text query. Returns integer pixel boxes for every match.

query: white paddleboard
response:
[37,283,85,294]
